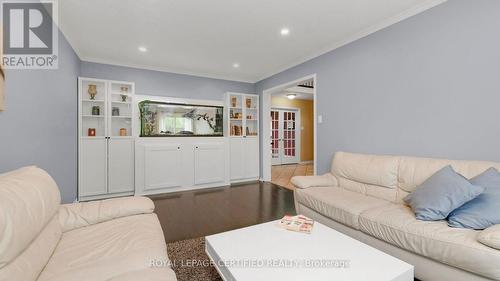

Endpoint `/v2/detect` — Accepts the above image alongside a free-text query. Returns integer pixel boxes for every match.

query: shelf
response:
[112,101,132,105]
[111,92,132,96]
[82,99,104,102]
[80,136,105,139]
[110,136,133,139]
[245,107,258,110]
[82,115,104,118]
[229,107,242,109]
[230,119,243,121]
[246,119,258,121]
[112,116,132,118]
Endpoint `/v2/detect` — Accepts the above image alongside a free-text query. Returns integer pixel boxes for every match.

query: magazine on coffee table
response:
[277,215,314,234]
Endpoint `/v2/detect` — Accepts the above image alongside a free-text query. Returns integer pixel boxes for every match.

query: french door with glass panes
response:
[271,108,300,165]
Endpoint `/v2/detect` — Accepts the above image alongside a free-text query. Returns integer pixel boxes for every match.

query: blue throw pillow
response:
[447,168,500,229]
[404,166,484,221]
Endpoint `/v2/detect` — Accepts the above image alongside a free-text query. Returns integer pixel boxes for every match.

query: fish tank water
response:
[139,100,224,137]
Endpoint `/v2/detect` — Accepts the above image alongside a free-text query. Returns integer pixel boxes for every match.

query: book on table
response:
[277,215,314,234]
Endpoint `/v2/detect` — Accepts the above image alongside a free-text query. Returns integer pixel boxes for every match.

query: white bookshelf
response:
[226,92,260,183]
[78,77,136,201]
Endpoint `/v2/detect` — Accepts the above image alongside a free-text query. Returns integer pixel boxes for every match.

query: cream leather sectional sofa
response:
[0,166,177,281]
[292,152,500,281]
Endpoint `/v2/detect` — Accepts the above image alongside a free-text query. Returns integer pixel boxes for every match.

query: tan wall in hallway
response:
[271,96,314,162]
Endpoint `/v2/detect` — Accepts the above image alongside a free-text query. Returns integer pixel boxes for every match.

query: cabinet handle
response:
[195,146,199,149]
[177,147,180,150]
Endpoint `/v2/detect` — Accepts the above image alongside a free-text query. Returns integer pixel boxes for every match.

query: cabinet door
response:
[230,138,244,180]
[108,138,134,193]
[194,142,225,185]
[244,137,260,179]
[80,138,107,197]
[144,144,182,191]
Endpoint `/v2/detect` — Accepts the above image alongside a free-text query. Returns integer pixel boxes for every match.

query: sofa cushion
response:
[477,225,500,250]
[291,173,337,189]
[359,204,500,280]
[0,166,61,268]
[0,216,61,281]
[403,166,484,221]
[448,168,500,229]
[398,156,500,193]
[37,213,175,281]
[295,186,390,229]
[331,152,400,202]
[58,196,155,232]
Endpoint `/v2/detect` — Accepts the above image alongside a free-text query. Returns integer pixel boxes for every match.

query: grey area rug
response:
[166,237,222,281]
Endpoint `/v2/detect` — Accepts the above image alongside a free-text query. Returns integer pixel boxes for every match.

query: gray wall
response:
[256,0,500,174]
[0,32,80,203]
[80,62,255,100]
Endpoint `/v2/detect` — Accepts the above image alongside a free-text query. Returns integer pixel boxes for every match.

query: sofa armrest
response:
[59,196,154,232]
[478,225,500,250]
[291,173,338,189]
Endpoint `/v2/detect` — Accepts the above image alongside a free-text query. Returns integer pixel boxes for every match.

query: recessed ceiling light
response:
[232,63,240,68]
[138,46,147,52]
[280,28,290,36]
[286,93,296,100]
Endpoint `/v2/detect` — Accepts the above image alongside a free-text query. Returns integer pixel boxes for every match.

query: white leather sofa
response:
[292,152,500,281]
[0,166,177,281]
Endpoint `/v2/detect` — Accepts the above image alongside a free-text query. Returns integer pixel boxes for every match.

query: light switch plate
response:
[318,115,323,123]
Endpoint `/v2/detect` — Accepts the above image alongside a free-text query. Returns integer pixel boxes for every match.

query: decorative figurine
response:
[120,94,128,102]
[246,98,252,108]
[91,106,100,115]
[231,97,237,107]
[112,107,120,116]
[119,128,127,136]
[88,128,96,137]
[88,84,97,100]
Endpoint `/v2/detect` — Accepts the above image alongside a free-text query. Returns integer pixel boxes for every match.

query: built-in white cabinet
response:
[135,137,229,195]
[226,92,260,183]
[78,77,136,201]
[79,138,107,197]
[108,138,135,193]
[194,142,226,185]
[144,144,182,191]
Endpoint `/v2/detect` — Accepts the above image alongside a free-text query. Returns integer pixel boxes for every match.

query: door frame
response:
[262,74,317,181]
[270,106,301,166]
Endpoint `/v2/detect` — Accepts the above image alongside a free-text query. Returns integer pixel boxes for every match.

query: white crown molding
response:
[253,0,447,83]
[67,0,446,84]
[78,56,256,83]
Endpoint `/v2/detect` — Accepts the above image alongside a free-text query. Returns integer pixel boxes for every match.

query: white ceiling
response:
[59,0,445,83]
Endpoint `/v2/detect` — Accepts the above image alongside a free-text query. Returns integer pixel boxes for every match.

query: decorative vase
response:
[231,97,237,107]
[112,107,120,116]
[119,128,127,136]
[246,98,251,108]
[88,85,97,100]
[91,106,100,115]
[88,128,96,137]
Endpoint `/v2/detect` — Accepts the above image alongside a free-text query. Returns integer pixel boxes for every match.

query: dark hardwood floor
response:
[150,182,296,243]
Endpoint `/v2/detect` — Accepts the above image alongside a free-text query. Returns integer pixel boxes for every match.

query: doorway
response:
[271,108,300,165]
[262,75,317,189]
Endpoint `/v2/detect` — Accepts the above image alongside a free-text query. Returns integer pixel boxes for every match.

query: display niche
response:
[139,100,223,137]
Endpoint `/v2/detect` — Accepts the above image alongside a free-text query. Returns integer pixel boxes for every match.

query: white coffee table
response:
[206,220,413,281]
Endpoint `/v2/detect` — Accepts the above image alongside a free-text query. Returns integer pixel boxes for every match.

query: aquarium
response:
[139,100,224,137]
